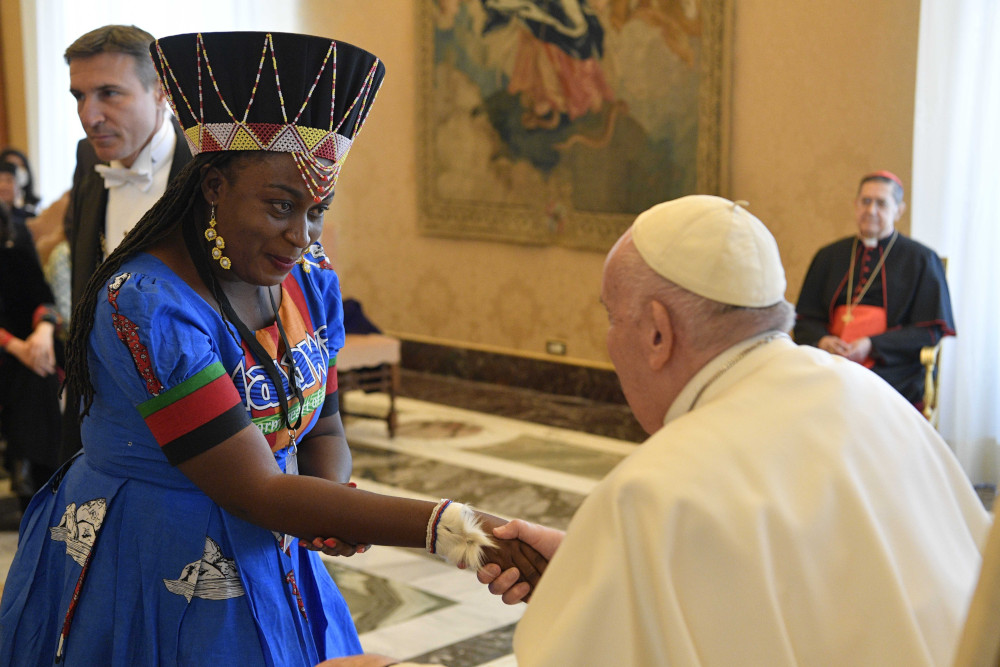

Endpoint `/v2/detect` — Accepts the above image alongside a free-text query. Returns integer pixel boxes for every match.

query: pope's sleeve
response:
[90,270,251,465]
[514,461,703,666]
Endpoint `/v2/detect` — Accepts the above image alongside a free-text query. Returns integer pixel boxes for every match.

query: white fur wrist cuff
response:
[425,499,494,568]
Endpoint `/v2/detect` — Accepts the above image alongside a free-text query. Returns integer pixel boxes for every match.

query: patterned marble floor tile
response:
[325,561,455,634]
[409,623,517,667]
[474,435,625,480]
[342,393,635,502]
[350,443,585,531]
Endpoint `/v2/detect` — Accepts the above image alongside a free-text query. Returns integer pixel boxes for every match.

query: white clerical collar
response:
[95,114,174,192]
[664,331,789,425]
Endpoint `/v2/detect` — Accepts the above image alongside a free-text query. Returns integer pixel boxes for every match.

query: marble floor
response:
[329,391,636,665]
[0,381,639,666]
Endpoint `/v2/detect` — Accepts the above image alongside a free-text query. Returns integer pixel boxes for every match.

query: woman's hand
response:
[297,481,370,557]
[4,327,56,377]
[298,535,371,558]
[24,322,56,376]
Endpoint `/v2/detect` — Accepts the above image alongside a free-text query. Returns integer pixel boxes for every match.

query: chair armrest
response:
[920,342,941,368]
[920,341,943,423]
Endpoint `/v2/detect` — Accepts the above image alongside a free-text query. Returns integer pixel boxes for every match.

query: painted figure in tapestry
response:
[430,0,704,220]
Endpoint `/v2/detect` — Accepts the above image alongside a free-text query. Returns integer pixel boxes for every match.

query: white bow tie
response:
[94,164,154,191]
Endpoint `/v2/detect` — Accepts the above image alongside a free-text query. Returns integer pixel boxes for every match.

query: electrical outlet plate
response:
[546,340,567,356]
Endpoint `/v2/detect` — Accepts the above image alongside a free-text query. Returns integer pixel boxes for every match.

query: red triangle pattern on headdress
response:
[248,123,284,147]
[312,136,338,161]
[199,129,224,153]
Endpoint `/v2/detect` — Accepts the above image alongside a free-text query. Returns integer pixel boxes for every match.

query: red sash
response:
[829,305,886,369]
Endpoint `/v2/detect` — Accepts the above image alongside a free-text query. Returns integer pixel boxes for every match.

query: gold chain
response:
[843,231,898,322]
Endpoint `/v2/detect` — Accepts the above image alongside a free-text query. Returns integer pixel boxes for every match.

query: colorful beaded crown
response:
[151,31,385,201]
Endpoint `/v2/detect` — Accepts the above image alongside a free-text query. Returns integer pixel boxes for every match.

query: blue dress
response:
[0,246,361,665]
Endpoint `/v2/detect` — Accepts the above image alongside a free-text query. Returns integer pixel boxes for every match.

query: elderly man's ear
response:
[648,300,673,370]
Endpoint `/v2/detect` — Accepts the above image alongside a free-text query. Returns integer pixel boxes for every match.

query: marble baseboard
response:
[397,365,647,444]
[400,339,626,404]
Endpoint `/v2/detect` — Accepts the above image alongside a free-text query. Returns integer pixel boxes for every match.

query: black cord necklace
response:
[183,216,304,445]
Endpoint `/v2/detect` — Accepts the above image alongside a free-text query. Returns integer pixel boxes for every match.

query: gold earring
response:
[205,203,231,270]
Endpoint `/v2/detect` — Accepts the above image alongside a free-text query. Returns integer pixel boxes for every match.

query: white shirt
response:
[101,115,176,256]
[515,335,990,666]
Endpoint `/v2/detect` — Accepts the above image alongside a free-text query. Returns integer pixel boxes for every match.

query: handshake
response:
[473,514,565,604]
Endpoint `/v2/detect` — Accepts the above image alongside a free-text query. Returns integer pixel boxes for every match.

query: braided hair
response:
[65,151,248,418]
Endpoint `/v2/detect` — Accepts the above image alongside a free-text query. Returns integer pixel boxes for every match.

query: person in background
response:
[60,24,194,462]
[0,31,544,665]
[0,147,40,218]
[0,162,21,215]
[469,195,987,666]
[793,171,954,408]
[0,202,62,518]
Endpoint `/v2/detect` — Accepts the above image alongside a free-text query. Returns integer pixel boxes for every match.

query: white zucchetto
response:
[631,195,787,307]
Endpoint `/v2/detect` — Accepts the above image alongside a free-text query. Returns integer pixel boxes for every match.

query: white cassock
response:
[514,334,990,666]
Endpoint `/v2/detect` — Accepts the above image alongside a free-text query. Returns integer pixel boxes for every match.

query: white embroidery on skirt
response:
[50,498,107,566]
[163,536,246,602]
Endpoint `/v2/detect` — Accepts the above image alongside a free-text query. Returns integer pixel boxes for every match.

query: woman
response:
[0,31,543,666]
[0,203,62,514]
[0,147,41,218]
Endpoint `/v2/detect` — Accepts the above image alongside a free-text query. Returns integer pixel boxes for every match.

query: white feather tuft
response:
[433,502,495,569]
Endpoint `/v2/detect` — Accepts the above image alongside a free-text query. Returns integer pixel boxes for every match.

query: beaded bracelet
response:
[425,499,453,555]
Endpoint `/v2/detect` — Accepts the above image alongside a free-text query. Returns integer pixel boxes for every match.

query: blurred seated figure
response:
[0,203,63,515]
[794,171,954,408]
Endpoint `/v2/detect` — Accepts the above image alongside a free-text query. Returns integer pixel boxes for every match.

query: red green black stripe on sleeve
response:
[138,362,252,465]
[319,357,339,418]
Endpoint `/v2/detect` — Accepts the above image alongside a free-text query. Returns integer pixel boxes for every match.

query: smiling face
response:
[69,51,165,167]
[202,153,333,286]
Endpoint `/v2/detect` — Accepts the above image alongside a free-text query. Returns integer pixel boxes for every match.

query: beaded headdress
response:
[151,31,385,201]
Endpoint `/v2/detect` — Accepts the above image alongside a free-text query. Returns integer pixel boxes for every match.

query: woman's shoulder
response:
[95,254,210,322]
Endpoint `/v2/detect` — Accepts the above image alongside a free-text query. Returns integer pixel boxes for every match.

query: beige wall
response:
[728,0,919,307]
[301,0,920,369]
[0,0,28,149]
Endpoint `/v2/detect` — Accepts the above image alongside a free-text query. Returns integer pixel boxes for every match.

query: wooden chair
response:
[336,333,400,437]
[921,340,943,427]
[920,257,949,427]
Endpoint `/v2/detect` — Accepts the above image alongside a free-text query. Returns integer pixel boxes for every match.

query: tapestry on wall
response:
[417,0,731,252]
